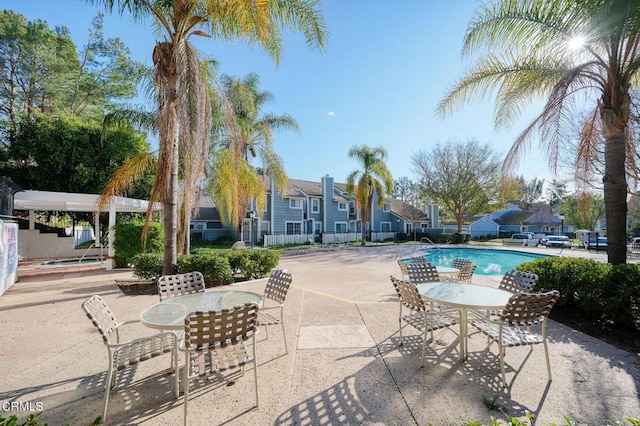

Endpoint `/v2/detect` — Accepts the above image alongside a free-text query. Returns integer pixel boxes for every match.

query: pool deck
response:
[1,243,638,425]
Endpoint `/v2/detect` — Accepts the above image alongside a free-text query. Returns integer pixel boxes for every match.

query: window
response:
[290,199,302,209]
[380,222,391,232]
[311,198,320,213]
[335,222,348,233]
[382,204,390,212]
[286,222,302,235]
[314,221,322,235]
[349,202,355,215]
[338,202,347,211]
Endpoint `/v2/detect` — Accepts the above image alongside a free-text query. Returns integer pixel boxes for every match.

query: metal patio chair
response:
[256,269,293,354]
[157,271,205,302]
[470,290,559,387]
[180,303,259,426]
[81,295,178,423]
[390,276,459,367]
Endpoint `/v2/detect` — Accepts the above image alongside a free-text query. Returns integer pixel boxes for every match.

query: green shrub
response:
[190,248,280,280]
[452,232,471,244]
[131,252,163,280]
[131,248,279,286]
[241,250,280,278]
[177,253,233,287]
[113,220,163,268]
[517,257,640,328]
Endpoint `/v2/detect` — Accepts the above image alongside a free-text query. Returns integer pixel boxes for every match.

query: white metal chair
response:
[455,263,477,283]
[452,258,473,269]
[256,269,293,354]
[390,276,459,367]
[405,261,440,284]
[498,269,539,293]
[82,295,178,423]
[180,303,259,426]
[397,260,410,279]
[470,290,559,387]
[157,271,205,301]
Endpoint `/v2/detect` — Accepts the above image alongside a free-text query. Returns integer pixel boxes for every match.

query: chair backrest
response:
[405,261,440,283]
[158,271,205,301]
[390,276,426,313]
[264,269,292,304]
[501,291,559,326]
[408,256,427,264]
[452,258,473,269]
[457,263,477,282]
[499,269,539,293]
[184,303,259,351]
[397,260,409,277]
[82,295,118,344]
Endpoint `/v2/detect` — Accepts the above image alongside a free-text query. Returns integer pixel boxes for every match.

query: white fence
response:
[263,231,397,247]
[371,232,396,242]
[263,234,315,247]
[321,232,360,245]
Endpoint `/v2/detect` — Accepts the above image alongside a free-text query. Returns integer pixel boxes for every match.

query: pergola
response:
[13,190,161,268]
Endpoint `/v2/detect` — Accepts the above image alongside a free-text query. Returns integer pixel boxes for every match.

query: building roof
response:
[523,210,560,225]
[13,190,158,213]
[493,210,560,226]
[387,198,428,221]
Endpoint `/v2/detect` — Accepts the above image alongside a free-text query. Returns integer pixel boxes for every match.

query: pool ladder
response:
[79,242,105,264]
[420,237,440,250]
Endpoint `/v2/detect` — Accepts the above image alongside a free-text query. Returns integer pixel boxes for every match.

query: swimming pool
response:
[418,248,549,275]
[41,258,103,266]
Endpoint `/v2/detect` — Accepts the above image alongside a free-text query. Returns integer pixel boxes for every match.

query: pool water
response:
[41,258,103,266]
[418,248,549,275]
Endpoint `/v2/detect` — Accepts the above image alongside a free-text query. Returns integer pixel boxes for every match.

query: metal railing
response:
[420,236,440,249]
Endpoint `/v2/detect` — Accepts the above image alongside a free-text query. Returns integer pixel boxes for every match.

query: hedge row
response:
[131,249,280,287]
[517,257,640,328]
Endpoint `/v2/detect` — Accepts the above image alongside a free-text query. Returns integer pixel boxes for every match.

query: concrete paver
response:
[0,245,638,425]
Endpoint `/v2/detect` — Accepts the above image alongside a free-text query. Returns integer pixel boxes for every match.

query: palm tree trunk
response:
[360,206,367,247]
[162,100,179,275]
[601,101,629,265]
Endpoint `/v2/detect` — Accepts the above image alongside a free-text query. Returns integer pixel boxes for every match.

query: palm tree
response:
[87,0,327,274]
[345,145,393,247]
[209,73,296,239]
[437,0,640,265]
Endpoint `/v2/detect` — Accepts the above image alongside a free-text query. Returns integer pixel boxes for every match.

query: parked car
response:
[584,237,608,251]
[504,233,538,247]
[544,236,572,248]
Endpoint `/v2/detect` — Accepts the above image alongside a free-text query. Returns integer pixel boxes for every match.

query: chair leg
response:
[280,311,288,355]
[252,338,258,407]
[499,341,507,387]
[398,305,404,346]
[173,347,180,398]
[183,355,190,426]
[420,329,427,367]
[543,339,552,381]
[103,366,113,423]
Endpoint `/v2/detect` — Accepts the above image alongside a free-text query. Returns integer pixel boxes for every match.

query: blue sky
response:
[6,0,559,187]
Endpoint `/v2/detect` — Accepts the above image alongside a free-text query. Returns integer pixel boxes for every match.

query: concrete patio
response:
[0,245,638,425]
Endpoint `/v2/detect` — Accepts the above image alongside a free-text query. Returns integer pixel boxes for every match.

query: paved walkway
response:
[0,245,638,425]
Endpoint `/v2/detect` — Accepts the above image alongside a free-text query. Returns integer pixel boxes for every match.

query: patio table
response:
[435,266,459,280]
[140,290,263,330]
[416,281,513,361]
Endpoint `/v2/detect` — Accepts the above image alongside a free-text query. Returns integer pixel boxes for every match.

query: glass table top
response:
[416,281,513,310]
[140,290,263,330]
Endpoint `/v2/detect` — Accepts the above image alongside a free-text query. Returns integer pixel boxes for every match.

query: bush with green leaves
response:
[113,220,163,268]
[177,253,234,286]
[131,252,164,280]
[130,249,279,286]
[517,257,640,328]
